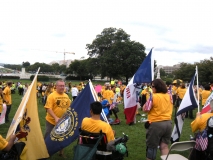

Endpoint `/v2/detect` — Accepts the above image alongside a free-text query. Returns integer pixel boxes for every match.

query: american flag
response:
[167,85,173,104]
[143,92,153,111]
[195,130,208,151]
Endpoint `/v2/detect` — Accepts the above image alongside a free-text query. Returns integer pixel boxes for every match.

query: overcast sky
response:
[0,0,213,66]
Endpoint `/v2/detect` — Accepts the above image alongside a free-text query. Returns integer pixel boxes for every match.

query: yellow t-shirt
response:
[102,90,114,104]
[44,91,71,125]
[191,113,213,133]
[176,88,187,99]
[172,86,177,95]
[3,86,12,105]
[148,93,173,122]
[0,135,8,150]
[201,90,211,105]
[81,118,115,142]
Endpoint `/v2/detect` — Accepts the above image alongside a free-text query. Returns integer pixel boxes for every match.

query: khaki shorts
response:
[146,120,172,148]
[44,120,55,139]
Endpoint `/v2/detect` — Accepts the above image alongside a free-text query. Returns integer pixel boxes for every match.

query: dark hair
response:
[90,101,102,115]
[180,83,185,89]
[7,81,12,86]
[204,84,211,90]
[152,79,168,93]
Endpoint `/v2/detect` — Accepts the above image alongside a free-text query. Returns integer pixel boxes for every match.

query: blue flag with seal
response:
[45,81,103,156]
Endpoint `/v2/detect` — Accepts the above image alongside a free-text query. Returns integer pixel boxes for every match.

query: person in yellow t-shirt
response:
[3,81,12,122]
[102,86,113,105]
[201,84,211,107]
[191,99,213,133]
[143,79,173,160]
[0,87,5,115]
[190,100,213,159]
[0,134,16,151]
[44,80,71,157]
[81,101,115,143]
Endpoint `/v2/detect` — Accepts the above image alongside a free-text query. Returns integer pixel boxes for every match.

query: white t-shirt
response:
[71,87,78,96]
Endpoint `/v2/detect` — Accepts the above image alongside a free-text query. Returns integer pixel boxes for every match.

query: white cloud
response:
[0,0,213,66]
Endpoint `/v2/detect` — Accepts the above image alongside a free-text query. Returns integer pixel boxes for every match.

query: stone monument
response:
[20,68,31,79]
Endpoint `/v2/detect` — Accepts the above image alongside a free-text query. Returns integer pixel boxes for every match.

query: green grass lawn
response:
[0,79,196,160]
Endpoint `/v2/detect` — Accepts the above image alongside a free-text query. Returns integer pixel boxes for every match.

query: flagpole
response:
[196,66,200,112]
[88,79,109,123]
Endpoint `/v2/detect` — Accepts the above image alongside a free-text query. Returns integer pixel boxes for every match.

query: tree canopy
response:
[86,27,147,84]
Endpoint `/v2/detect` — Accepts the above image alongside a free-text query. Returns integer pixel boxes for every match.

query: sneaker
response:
[111,119,120,125]
[108,118,114,124]
[114,119,120,123]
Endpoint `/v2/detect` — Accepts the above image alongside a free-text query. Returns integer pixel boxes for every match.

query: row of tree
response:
[3,27,213,85]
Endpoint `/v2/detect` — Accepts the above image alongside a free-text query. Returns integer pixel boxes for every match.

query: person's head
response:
[55,79,65,94]
[7,81,12,87]
[151,79,167,93]
[204,84,211,90]
[180,83,185,89]
[90,101,102,115]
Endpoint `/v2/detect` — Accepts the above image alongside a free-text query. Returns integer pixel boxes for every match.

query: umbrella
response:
[172,79,183,84]
[95,85,102,93]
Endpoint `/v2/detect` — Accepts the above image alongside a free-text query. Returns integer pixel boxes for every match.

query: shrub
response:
[30,75,49,81]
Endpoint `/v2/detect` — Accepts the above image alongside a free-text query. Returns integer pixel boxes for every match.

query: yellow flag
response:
[6,68,49,159]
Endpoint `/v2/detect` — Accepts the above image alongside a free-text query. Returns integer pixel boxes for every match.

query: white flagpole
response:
[196,66,200,112]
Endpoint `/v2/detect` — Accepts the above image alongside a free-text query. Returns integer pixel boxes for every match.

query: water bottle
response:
[190,135,194,140]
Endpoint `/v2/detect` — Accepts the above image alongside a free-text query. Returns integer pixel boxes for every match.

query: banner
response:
[6,68,49,159]
[45,81,107,156]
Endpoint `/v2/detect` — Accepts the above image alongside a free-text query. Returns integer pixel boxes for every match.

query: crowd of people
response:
[0,79,213,160]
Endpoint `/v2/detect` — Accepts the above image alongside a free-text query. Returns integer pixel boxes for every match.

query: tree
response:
[26,62,53,73]
[197,57,213,85]
[67,59,90,80]
[51,63,60,73]
[22,61,30,68]
[160,68,166,77]
[86,27,147,84]
[173,63,196,82]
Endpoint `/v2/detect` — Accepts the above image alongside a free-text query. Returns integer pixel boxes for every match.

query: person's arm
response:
[3,134,16,151]
[46,108,60,124]
[3,90,8,104]
[191,112,201,133]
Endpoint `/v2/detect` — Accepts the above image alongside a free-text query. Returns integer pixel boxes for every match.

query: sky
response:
[0,0,213,66]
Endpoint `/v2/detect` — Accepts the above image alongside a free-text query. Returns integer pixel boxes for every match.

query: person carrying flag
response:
[81,101,115,143]
[189,99,213,160]
[0,134,16,151]
[143,79,173,160]
[44,79,71,158]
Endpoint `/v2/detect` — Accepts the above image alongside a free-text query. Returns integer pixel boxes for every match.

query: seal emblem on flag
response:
[50,108,78,141]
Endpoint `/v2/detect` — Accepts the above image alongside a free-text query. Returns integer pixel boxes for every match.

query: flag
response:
[45,81,106,156]
[124,48,154,124]
[171,70,198,143]
[6,68,49,159]
[201,91,213,114]
[0,103,6,125]
[143,92,153,112]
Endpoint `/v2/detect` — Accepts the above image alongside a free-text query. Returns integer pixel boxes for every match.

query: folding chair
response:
[77,129,126,160]
[160,140,196,160]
